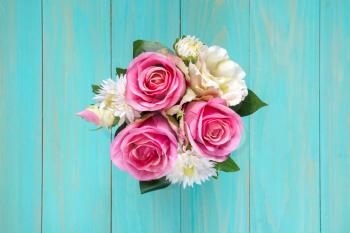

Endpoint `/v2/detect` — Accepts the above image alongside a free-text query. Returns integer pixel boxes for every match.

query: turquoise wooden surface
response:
[1,0,350,233]
[250,0,320,232]
[320,1,350,232]
[42,0,111,232]
[0,0,42,232]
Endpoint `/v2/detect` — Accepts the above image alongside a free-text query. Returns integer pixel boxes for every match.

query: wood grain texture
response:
[2,0,350,232]
[180,1,250,232]
[111,1,180,233]
[42,1,111,232]
[0,1,42,232]
[320,1,350,232]
[250,0,320,232]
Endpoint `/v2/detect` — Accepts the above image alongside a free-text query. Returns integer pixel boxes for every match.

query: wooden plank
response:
[111,1,180,233]
[320,1,350,232]
[42,1,111,232]
[250,0,320,232]
[0,0,42,232]
[180,1,250,232]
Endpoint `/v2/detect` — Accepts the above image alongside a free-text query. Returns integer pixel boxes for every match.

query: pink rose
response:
[126,52,186,111]
[184,98,243,162]
[110,114,178,181]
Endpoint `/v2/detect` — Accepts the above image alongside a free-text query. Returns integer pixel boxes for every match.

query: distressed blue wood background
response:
[0,0,349,233]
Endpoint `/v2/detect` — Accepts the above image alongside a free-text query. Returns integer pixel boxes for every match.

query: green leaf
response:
[114,122,127,138]
[89,127,103,131]
[215,156,240,172]
[176,110,184,120]
[111,116,120,128]
[116,67,127,76]
[139,177,171,194]
[172,36,183,51]
[91,84,101,94]
[231,89,267,117]
[166,115,180,128]
[133,40,169,58]
[212,171,219,179]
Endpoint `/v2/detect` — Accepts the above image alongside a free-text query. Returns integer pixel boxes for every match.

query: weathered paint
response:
[181,1,250,232]
[0,0,349,232]
[0,1,42,232]
[42,1,111,232]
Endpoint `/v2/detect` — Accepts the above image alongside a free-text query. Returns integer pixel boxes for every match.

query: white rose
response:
[189,45,248,106]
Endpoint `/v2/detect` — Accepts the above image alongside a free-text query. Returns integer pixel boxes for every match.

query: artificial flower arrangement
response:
[78,36,267,194]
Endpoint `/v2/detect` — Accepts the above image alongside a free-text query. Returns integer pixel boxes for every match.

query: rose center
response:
[147,74,164,88]
[135,145,157,160]
[203,119,231,145]
[140,67,171,100]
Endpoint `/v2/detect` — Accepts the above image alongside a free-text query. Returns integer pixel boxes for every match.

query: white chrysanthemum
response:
[166,150,217,188]
[93,79,118,111]
[94,75,139,126]
[174,35,204,60]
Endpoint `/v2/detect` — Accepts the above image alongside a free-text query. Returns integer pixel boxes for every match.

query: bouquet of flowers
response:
[78,36,267,193]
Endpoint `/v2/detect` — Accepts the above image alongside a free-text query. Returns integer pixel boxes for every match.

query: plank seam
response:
[110,1,113,233]
[179,1,182,233]
[318,1,322,232]
[179,0,182,37]
[41,0,44,232]
[248,0,251,232]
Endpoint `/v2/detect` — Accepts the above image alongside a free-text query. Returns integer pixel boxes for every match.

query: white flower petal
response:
[204,46,228,70]
[214,60,236,77]
[175,35,204,60]
[166,150,216,188]
[190,45,248,106]
[222,79,248,106]
[94,75,140,125]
